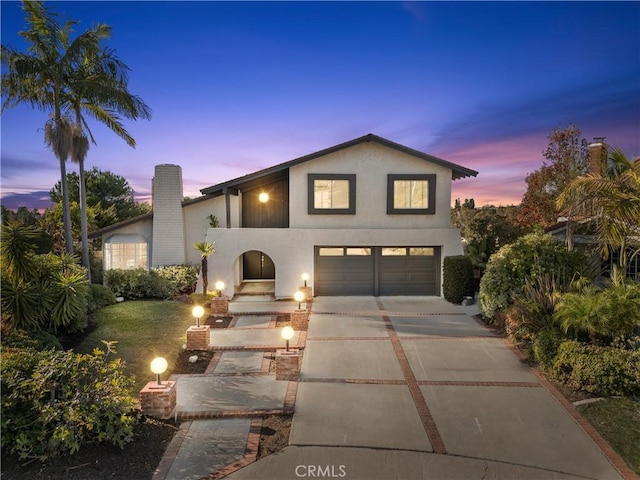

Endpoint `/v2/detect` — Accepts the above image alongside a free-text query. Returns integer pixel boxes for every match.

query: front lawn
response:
[75,300,195,392]
[577,397,640,475]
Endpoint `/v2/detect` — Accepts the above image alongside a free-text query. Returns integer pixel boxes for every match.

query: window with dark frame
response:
[308,174,356,214]
[387,174,436,214]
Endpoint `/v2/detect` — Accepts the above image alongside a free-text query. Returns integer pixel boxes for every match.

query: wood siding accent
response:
[241,175,289,228]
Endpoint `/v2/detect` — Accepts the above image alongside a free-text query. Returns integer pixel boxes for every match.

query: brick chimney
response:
[588,138,607,176]
[151,164,186,267]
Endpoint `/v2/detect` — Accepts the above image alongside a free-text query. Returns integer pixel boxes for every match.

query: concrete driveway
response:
[230,296,628,480]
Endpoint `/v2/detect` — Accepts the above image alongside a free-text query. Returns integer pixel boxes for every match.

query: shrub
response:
[0,342,137,462]
[550,340,640,396]
[555,281,640,341]
[506,273,563,342]
[0,329,62,351]
[1,250,91,334]
[88,283,117,312]
[443,255,475,304]
[532,329,563,369]
[152,265,199,294]
[479,232,589,322]
[104,268,177,300]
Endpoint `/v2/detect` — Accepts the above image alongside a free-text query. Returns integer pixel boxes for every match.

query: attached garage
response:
[314,246,440,296]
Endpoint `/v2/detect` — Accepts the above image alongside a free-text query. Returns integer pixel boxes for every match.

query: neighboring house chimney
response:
[588,137,607,176]
[151,164,186,267]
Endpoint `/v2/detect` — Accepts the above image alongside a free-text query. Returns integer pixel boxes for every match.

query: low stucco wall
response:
[205,227,464,299]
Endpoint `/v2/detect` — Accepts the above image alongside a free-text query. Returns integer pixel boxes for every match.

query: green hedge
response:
[550,340,640,396]
[104,268,177,300]
[479,232,588,321]
[443,255,475,304]
[1,343,137,461]
[153,265,198,294]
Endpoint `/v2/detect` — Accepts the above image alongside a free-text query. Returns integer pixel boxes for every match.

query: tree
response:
[557,146,640,271]
[517,125,589,229]
[50,168,150,228]
[2,1,151,282]
[193,242,216,294]
[2,1,90,254]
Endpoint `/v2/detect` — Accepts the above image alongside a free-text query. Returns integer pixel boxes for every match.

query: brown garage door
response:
[314,246,440,296]
[378,247,439,295]
[314,247,374,296]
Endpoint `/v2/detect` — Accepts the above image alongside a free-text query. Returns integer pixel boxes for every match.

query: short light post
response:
[281,325,294,352]
[211,281,229,316]
[294,290,305,310]
[291,291,309,331]
[300,272,312,300]
[150,357,168,386]
[276,326,299,381]
[141,357,176,418]
[215,280,225,297]
[192,305,205,328]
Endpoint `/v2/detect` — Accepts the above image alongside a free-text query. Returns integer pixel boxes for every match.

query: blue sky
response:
[1,1,639,210]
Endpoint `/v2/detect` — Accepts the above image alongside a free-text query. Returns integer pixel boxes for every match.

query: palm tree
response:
[557,147,640,271]
[2,1,151,272]
[63,30,151,282]
[194,242,216,294]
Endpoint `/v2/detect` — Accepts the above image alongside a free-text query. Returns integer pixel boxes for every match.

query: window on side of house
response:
[308,174,356,214]
[104,234,149,270]
[387,174,436,214]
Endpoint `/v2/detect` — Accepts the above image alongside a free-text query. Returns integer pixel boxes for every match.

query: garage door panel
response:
[315,249,373,296]
[315,246,439,296]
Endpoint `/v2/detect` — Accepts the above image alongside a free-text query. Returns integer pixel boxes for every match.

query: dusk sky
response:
[1,1,639,211]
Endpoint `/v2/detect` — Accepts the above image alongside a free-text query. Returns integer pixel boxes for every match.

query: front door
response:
[243,250,275,280]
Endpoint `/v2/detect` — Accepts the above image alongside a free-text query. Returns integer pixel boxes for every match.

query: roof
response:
[200,133,478,195]
[88,212,153,239]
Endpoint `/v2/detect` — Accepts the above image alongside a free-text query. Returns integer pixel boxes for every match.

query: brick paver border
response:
[206,417,263,480]
[151,421,191,480]
[375,299,447,455]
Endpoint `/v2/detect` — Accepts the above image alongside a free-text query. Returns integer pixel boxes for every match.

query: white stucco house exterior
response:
[90,134,478,298]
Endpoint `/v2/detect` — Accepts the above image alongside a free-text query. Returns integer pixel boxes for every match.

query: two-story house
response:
[91,134,478,298]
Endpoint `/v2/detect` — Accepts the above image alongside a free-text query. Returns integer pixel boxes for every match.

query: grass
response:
[577,397,640,475]
[75,300,195,392]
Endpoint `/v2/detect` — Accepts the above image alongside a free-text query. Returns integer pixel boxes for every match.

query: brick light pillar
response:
[211,297,229,316]
[140,381,177,419]
[186,325,210,350]
[275,349,300,381]
[291,310,308,331]
[300,286,313,302]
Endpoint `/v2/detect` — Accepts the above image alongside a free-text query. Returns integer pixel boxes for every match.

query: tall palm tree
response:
[2,1,151,268]
[557,147,640,271]
[3,1,82,253]
[194,242,216,294]
[63,31,151,282]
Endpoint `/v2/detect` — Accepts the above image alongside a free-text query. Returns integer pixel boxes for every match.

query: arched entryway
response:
[242,250,275,280]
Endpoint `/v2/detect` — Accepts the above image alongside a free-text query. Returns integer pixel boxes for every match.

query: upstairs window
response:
[387,174,436,214]
[308,174,356,214]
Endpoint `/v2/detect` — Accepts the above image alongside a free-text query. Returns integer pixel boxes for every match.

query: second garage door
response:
[315,246,440,296]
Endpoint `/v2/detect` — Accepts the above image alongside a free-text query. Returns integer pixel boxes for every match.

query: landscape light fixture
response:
[294,290,305,310]
[215,281,225,297]
[301,272,310,287]
[150,357,168,386]
[259,192,269,203]
[192,305,205,327]
[281,326,294,352]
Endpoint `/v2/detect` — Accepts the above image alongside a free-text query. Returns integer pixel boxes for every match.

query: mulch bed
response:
[1,416,179,480]
[171,349,216,375]
[258,415,292,459]
[204,315,233,328]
